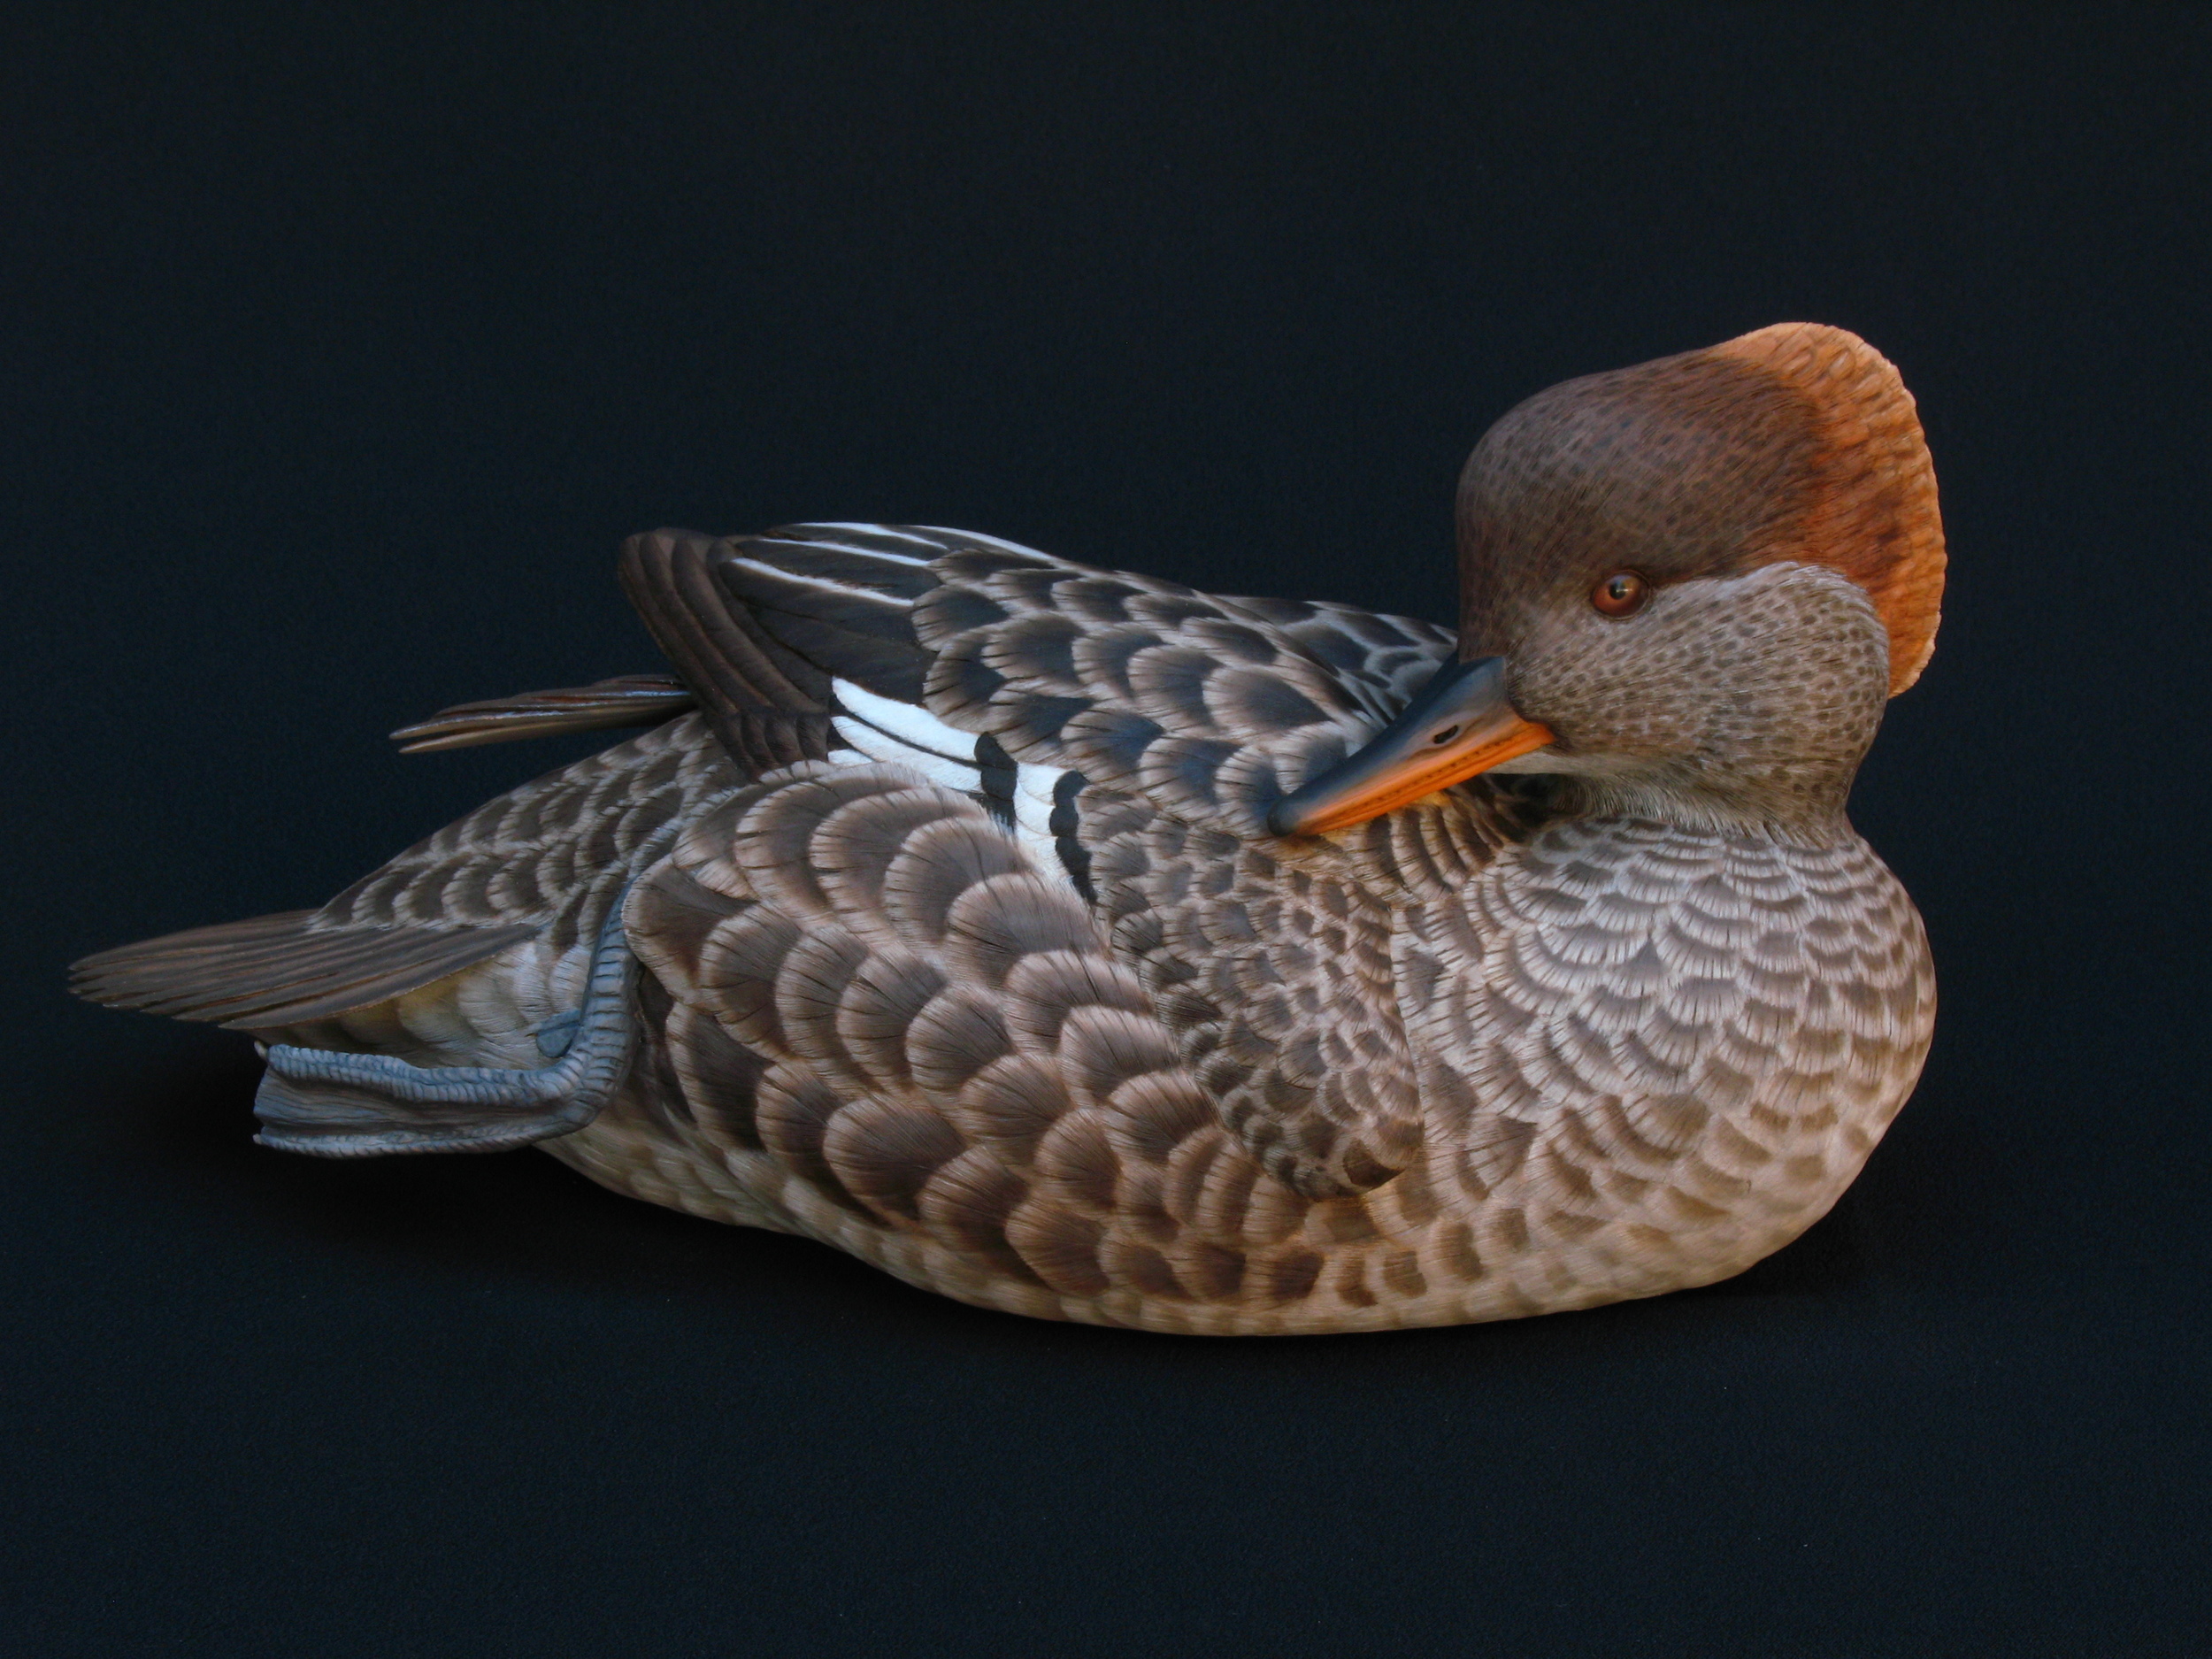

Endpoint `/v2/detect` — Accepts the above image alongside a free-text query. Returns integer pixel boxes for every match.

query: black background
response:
[8,6,2209,1655]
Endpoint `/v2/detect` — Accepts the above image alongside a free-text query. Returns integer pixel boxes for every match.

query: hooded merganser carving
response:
[73,322,1943,1333]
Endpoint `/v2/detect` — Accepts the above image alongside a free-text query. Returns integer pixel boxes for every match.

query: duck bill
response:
[1266,657,1553,836]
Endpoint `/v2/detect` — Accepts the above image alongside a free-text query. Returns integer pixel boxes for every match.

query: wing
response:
[617,523,935,775]
[616,524,1097,897]
[911,534,1448,840]
[613,523,1551,1198]
[619,520,1475,859]
[71,713,741,1029]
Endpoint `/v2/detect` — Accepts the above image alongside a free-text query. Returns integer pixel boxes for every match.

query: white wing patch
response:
[830,674,1076,884]
[833,677,972,762]
[740,521,1094,902]
[1010,764,1060,867]
[830,683,979,795]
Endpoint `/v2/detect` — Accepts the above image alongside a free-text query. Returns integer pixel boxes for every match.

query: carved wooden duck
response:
[73,322,1944,1334]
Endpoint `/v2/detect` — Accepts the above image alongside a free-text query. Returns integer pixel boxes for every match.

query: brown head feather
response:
[1456,323,1945,695]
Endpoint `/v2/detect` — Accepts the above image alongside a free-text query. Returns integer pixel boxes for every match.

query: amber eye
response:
[1591,571,1650,617]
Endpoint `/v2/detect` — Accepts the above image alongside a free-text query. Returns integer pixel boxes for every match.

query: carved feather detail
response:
[389,674,697,752]
[74,322,1944,1334]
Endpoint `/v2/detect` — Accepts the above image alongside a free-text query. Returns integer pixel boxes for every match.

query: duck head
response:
[1269,322,1947,839]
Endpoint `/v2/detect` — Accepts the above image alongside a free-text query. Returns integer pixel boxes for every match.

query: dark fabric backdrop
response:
[7,6,2208,1655]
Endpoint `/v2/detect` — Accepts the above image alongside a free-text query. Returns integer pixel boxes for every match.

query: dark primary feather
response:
[390,674,696,752]
[618,529,833,773]
[723,526,945,704]
[616,523,954,772]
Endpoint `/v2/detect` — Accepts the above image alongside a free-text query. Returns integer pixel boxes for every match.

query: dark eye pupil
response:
[1432,725,1461,745]
[1594,572,1647,614]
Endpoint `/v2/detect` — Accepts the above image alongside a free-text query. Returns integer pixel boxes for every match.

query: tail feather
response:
[389,674,696,752]
[69,911,536,1030]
